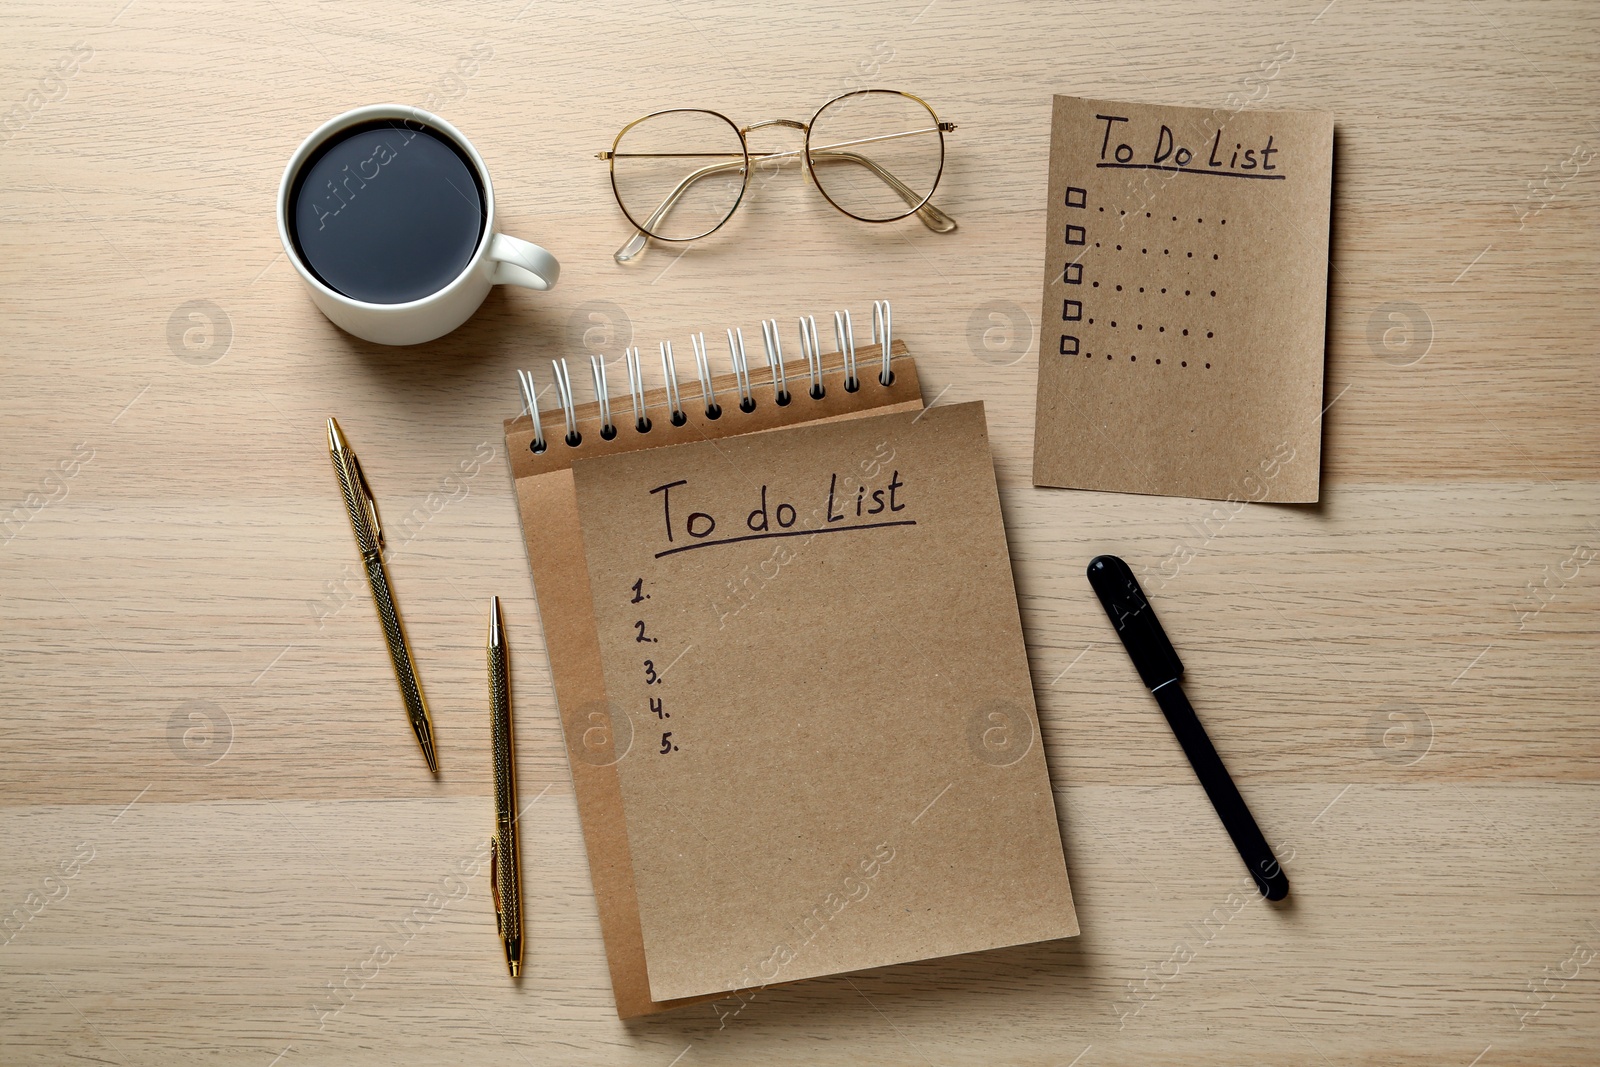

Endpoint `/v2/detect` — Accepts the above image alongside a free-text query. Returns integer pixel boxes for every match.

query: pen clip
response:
[348,453,385,551]
[489,835,505,934]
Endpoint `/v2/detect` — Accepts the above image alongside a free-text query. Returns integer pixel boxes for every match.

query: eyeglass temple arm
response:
[808,149,956,233]
[615,157,747,263]
[614,152,956,263]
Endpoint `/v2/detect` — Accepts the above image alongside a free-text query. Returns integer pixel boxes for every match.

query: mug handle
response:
[489,233,559,291]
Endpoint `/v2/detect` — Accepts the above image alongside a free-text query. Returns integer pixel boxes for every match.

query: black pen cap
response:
[1087,555,1184,690]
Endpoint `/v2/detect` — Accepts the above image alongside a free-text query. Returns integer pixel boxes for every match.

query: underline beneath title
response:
[654,519,919,558]
[1095,162,1287,180]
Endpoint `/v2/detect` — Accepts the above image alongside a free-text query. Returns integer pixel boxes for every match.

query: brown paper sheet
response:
[1032,94,1334,502]
[505,349,925,1017]
[570,402,1078,1002]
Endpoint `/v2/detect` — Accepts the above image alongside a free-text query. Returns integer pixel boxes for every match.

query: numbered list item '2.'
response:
[1033,93,1333,503]
[569,402,1078,1003]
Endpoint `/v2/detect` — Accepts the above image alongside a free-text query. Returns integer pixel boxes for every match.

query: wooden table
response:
[3,1,1595,1063]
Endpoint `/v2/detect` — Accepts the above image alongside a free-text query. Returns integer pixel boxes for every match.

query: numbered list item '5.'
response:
[569,401,1078,1003]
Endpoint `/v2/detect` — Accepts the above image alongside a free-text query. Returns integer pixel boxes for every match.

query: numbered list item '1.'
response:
[1033,94,1333,503]
[570,401,1078,1003]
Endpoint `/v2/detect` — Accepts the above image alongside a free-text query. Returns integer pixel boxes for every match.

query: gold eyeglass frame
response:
[597,89,957,262]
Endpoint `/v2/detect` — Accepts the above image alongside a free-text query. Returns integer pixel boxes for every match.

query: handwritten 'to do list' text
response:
[1096,112,1287,180]
[646,469,915,559]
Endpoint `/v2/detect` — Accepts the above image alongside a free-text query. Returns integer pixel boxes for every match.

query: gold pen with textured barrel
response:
[487,595,523,977]
[326,417,438,774]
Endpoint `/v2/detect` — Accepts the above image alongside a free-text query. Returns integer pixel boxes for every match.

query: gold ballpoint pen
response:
[487,596,524,978]
[326,417,438,774]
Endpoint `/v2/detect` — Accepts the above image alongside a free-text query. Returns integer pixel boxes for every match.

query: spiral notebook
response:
[503,305,1077,1016]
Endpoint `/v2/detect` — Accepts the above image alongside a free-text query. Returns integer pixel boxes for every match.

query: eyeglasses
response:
[597,89,957,263]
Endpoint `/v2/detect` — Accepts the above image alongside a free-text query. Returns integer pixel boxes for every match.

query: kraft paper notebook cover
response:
[1033,94,1334,503]
[503,315,1076,1015]
[573,401,1077,1001]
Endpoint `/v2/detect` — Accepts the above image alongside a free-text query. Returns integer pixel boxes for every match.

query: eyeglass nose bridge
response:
[741,118,809,135]
[741,118,815,182]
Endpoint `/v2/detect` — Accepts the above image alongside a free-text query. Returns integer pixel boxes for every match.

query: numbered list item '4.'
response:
[569,402,1077,1003]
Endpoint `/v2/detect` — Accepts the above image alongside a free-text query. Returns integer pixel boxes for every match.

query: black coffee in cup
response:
[288,119,485,304]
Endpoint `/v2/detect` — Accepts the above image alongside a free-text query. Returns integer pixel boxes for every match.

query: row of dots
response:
[1087,320,1213,337]
[1085,353,1212,368]
[1096,244,1221,259]
[1092,284,1216,296]
[1101,209,1228,224]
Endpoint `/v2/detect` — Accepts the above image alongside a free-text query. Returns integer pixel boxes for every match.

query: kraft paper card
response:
[570,402,1078,1002]
[1033,94,1334,502]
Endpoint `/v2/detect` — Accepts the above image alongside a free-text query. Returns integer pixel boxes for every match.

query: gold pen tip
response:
[420,737,438,774]
[489,595,503,645]
[327,416,346,452]
[508,959,521,979]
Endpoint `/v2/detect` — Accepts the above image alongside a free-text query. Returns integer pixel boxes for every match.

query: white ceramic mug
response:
[276,104,558,346]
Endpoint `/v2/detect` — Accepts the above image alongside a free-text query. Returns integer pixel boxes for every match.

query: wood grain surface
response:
[2,1,1595,1064]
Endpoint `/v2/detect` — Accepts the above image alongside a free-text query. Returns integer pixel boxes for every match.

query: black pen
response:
[1086,555,1289,901]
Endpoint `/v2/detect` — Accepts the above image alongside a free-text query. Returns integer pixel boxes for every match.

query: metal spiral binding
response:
[798,314,825,399]
[727,327,755,412]
[517,300,897,449]
[760,319,791,405]
[690,332,722,419]
[551,357,581,446]
[873,299,893,385]
[834,309,858,391]
[516,368,546,453]
[659,341,686,425]
[624,347,650,432]
[589,355,617,440]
